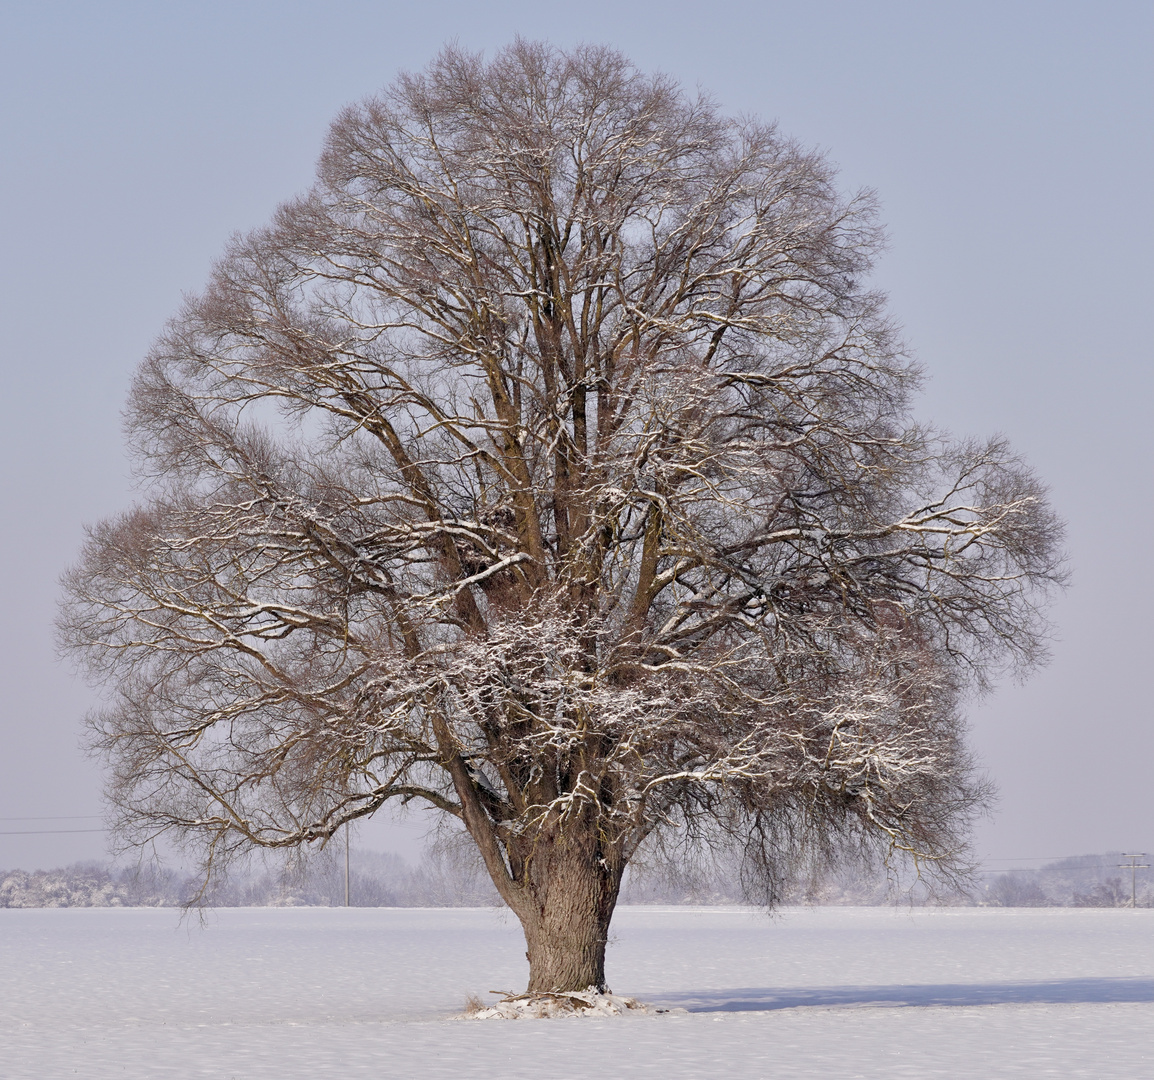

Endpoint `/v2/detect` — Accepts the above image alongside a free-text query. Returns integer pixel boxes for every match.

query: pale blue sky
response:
[1,0,1150,869]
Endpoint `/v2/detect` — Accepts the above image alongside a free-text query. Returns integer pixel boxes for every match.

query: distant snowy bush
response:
[1,865,121,908]
[0,862,206,908]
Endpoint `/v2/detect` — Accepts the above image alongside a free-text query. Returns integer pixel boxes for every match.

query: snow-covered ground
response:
[2,905,1151,1078]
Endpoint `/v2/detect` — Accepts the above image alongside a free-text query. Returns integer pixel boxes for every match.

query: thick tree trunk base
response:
[514,849,620,994]
[523,923,610,994]
[472,817,625,995]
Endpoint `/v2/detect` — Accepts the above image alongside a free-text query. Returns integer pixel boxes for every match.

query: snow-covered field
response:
[2,906,1151,1079]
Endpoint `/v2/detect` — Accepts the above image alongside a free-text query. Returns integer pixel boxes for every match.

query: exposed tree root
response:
[465,988,683,1019]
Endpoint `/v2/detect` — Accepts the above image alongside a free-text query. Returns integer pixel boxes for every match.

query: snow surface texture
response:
[2,906,1151,1078]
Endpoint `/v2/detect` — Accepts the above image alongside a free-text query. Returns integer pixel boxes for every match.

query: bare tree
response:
[60,42,1064,995]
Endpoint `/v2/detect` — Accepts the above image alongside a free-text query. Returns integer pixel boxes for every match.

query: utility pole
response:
[344,822,351,907]
[1118,853,1149,908]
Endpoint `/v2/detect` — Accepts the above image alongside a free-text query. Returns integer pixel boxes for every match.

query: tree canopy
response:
[61,41,1064,994]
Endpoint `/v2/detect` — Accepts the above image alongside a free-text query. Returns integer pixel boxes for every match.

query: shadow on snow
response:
[652,977,1154,1012]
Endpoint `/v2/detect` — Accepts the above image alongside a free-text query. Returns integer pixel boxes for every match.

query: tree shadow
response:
[652,977,1154,1012]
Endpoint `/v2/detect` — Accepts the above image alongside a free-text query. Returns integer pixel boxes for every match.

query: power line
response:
[979,853,1153,868]
[0,816,103,822]
[975,864,1123,875]
[0,828,107,836]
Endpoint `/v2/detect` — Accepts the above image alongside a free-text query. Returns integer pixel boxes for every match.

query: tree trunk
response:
[507,837,624,994]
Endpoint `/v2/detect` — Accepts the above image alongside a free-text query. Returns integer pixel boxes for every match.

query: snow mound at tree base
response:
[466,988,684,1019]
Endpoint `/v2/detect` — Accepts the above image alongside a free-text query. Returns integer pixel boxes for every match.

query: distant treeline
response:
[1,849,1149,909]
[0,848,497,909]
[978,853,1152,908]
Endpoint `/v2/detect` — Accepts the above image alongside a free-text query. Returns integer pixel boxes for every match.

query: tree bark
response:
[506,833,624,994]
